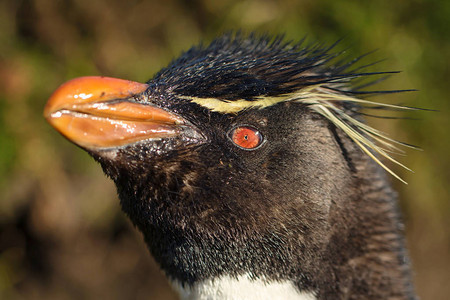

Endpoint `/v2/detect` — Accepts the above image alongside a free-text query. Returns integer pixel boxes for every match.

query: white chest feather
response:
[171,274,316,300]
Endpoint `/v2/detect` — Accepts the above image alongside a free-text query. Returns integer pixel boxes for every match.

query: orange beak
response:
[44,76,185,149]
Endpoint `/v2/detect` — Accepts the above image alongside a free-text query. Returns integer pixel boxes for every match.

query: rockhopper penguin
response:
[44,33,417,299]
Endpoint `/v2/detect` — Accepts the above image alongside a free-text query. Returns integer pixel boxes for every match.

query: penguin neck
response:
[315,128,416,299]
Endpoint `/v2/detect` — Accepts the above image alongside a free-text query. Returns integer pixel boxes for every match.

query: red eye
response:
[229,126,263,149]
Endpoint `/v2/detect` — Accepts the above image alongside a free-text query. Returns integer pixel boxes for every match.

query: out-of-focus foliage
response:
[0,0,448,299]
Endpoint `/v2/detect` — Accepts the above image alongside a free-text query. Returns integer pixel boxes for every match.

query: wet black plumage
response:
[46,33,417,299]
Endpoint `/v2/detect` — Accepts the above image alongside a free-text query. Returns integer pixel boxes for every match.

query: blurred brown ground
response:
[0,0,449,299]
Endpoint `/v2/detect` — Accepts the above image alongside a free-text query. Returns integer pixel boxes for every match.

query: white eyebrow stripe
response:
[177,84,416,183]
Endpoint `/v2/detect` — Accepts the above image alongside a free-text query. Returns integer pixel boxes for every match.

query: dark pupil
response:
[243,134,248,140]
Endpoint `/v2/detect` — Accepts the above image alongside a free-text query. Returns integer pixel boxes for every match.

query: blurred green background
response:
[0,0,448,299]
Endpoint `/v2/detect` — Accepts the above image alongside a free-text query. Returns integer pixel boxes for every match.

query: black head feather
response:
[152,33,363,101]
